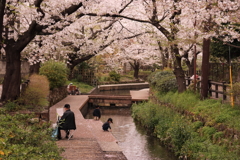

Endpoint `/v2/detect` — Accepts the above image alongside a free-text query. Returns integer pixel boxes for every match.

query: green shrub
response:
[167,117,192,153]
[18,74,49,111]
[0,109,62,159]
[214,113,231,123]
[3,101,20,112]
[132,102,162,130]
[192,121,204,131]
[148,70,177,93]
[201,126,217,139]
[229,82,240,102]
[213,131,224,142]
[39,61,69,90]
[109,71,120,82]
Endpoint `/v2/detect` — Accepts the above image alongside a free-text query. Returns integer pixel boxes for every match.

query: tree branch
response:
[224,42,240,49]
[61,2,83,16]
[83,13,151,24]
[16,2,84,51]
[118,0,134,14]
[151,0,158,22]
[34,0,45,20]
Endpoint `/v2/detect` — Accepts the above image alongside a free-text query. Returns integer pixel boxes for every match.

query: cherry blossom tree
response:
[104,35,161,79]
[82,0,196,92]
[81,0,240,95]
[1,0,239,102]
[23,16,118,78]
[0,0,87,101]
[21,0,140,79]
[178,0,240,98]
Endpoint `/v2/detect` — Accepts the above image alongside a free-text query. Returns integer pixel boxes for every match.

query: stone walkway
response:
[49,95,127,160]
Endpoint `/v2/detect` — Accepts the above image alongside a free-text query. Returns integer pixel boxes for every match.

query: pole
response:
[229,46,234,107]
[193,44,197,92]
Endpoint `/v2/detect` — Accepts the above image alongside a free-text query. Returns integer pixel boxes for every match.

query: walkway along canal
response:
[49,83,177,159]
[85,107,178,160]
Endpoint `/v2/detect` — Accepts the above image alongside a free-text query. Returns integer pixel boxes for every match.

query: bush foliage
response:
[39,61,69,90]
[18,74,49,111]
[230,82,240,102]
[0,109,62,159]
[148,70,177,93]
[109,71,121,82]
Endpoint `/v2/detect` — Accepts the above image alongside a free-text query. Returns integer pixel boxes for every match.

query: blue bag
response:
[51,125,58,140]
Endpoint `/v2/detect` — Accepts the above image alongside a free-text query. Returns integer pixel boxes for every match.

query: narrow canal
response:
[85,107,178,160]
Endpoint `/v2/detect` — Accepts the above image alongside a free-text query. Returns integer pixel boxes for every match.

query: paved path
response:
[49,95,127,160]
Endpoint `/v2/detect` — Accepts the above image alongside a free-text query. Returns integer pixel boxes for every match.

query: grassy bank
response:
[132,90,240,159]
[66,81,94,93]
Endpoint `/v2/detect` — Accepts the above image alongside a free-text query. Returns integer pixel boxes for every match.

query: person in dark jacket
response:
[57,104,76,139]
[93,105,101,120]
[102,118,113,132]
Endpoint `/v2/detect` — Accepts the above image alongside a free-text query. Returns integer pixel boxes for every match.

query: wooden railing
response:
[208,81,227,100]
[185,77,229,100]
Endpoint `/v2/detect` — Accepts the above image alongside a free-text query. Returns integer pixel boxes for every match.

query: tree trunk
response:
[157,41,168,68]
[201,38,211,99]
[172,44,186,92]
[67,54,95,80]
[68,64,75,80]
[0,0,6,49]
[185,57,195,76]
[1,47,21,101]
[133,66,139,79]
[129,61,140,79]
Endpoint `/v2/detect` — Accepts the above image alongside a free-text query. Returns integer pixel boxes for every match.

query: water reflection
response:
[86,108,177,160]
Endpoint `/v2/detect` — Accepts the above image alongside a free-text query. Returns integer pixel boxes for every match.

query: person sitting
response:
[57,104,76,140]
[102,118,113,132]
[93,105,101,120]
[67,83,73,95]
[75,88,81,95]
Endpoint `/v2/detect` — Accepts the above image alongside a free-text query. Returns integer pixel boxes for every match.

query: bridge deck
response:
[130,88,149,101]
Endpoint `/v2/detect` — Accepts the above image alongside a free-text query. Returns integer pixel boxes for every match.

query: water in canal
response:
[85,107,178,160]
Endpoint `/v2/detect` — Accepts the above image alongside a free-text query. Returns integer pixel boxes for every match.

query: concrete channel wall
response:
[96,82,149,91]
[89,83,149,107]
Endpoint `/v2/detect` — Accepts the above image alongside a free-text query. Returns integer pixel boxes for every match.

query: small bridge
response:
[88,83,149,107]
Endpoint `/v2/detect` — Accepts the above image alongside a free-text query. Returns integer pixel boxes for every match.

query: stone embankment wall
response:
[48,86,68,108]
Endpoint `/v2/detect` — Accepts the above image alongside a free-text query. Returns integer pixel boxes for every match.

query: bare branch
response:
[61,2,83,16]
[224,42,240,49]
[34,0,45,20]
[119,0,134,14]
[181,44,194,58]
[83,13,151,24]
